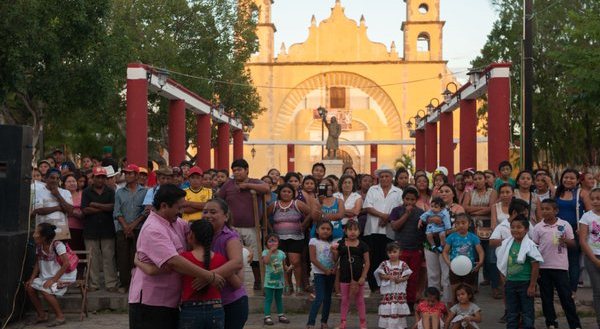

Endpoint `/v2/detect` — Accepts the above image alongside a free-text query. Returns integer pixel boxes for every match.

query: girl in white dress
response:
[375,242,412,329]
[26,223,77,327]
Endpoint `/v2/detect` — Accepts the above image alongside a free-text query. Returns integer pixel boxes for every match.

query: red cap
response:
[122,164,140,173]
[187,166,203,177]
[92,166,108,177]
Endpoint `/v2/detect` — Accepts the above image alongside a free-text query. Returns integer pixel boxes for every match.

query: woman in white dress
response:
[26,222,77,327]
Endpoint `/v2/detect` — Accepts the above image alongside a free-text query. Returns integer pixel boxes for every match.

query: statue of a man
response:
[324,116,341,159]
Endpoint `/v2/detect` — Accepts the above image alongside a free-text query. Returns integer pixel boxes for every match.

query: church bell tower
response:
[402,0,444,61]
[251,0,276,63]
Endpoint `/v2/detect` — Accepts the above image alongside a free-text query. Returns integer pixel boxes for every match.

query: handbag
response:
[347,245,360,297]
[54,241,79,273]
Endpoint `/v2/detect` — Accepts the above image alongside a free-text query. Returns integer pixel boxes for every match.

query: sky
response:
[272,0,498,81]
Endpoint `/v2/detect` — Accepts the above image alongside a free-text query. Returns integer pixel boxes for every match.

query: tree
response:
[471,0,599,167]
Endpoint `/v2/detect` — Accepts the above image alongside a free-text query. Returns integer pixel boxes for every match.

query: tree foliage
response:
[471,0,599,167]
[0,0,262,161]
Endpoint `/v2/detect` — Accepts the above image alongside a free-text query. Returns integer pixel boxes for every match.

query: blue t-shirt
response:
[262,249,286,289]
[446,231,480,264]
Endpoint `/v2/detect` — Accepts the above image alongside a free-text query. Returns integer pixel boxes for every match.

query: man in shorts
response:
[218,159,270,290]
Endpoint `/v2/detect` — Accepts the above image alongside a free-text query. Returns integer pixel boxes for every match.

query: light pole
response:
[442,82,458,103]
[317,106,327,159]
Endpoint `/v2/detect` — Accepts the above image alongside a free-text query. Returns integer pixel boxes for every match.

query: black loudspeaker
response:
[0,125,33,231]
[0,125,33,322]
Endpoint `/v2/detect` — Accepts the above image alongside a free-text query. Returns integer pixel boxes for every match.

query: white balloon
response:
[450,255,472,276]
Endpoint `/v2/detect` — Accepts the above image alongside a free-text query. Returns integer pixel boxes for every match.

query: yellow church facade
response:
[244,0,488,175]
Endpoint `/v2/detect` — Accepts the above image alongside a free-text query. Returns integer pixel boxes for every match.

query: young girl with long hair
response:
[446,284,482,329]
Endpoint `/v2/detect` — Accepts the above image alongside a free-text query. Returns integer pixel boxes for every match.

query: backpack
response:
[53,241,79,273]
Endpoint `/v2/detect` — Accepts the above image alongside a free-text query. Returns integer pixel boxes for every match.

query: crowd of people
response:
[25,145,600,329]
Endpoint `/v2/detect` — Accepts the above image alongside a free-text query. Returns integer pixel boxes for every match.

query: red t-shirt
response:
[180,251,227,302]
[416,300,447,316]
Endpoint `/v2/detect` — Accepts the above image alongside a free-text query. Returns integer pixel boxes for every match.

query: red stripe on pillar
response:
[425,122,438,172]
[232,129,244,160]
[370,144,378,175]
[460,99,477,171]
[287,144,295,173]
[217,123,230,170]
[439,112,454,181]
[415,129,425,170]
[168,100,186,166]
[487,77,511,171]
[196,114,211,171]
[126,78,148,167]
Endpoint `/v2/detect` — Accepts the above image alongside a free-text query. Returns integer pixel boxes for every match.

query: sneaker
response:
[278,315,290,324]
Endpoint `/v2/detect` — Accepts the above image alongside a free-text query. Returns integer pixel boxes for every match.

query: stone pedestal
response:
[322,159,345,177]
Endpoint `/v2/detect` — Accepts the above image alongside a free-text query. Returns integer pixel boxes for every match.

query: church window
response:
[329,87,346,109]
[418,3,429,14]
[417,33,430,52]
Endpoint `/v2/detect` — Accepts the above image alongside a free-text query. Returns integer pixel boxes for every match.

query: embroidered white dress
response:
[375,260,412,329]
[31,241,77,296]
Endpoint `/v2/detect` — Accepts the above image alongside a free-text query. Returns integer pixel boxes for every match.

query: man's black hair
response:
[152,184,186,209]
[231,159,249,170]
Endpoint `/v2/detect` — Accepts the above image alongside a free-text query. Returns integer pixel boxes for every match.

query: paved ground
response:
[8,284,599,329]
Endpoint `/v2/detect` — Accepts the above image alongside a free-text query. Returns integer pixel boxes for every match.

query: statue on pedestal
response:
[324,116,341,159]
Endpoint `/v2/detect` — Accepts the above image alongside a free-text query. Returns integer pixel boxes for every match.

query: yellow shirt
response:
[182,187,212,222]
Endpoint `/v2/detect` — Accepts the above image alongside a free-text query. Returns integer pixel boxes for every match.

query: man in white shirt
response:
[31,168,73,240]
[362,167,402,292]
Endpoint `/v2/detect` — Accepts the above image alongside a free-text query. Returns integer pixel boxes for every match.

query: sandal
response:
[27,313,48,325]
[47,318,66,327]
[264,317,274,326]
[279,315,290,324]
[321,323,329,329]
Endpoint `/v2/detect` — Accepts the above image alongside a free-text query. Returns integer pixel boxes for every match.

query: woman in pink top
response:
[62,174,85,252]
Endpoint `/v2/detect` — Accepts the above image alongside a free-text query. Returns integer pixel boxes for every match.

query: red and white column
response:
[425,122,438,172]
[439,112,454,181]
[168,99,186,166]
[370,144,378,175]
[415,129,425,170]
[217,123,230,170]
[459,99,477,171]
[126,64,149,167]
[287,144,295,173]
[487,64,512,171]
[232,129,244,160]
[196,114,211,171]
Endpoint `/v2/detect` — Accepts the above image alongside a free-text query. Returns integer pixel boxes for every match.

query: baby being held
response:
[419,197,452,253]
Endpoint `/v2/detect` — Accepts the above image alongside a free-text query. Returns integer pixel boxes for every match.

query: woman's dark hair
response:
[189,220,214,271]
[276,183,296,200]
[515,170,534,191]
[152,184,186,209]
[267,168,280,176]
[338,175,356,192]
[454,283,475,302]
[284,172,301,184]
[511,214,530,230]
[37,222,57,242]
[45,168,61,179]
[302,175,317,186]
[498,183,514,193]
[402,187,419,199]
[508,198,529,216]
[415,175,432,197]
[261,175,274,184]
[439,183,459,204]
[61,173,76,186]
[343,166,357,178]
[425,286,441,300]
[206,197,231,228]
[394,168,409,187]
[344,219,360,232]
[555,168,581,199]
[386,241,401,252]
[312,162,326,173]
[432,172,448,184]
[264,233,280,247]
[498,160,512,171]
[315,220,334,242]
[414,170,426,178]
[325,174,339,182]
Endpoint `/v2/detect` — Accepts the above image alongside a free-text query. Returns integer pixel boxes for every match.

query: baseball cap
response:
[122,164,140,173]
[187,166,204,177]
[93,166,108,177]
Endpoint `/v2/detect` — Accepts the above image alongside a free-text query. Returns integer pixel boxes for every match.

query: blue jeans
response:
[568,240,581,292]
[483,240,500,289]
[223,296,248,329]
[179,302,224,329]
[505,281,534,329]
[307,274,335,326]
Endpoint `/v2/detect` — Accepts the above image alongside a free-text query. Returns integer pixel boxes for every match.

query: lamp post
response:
[317,106,327,159]
[426,98,440,116]
[467,67,483,88]
[157,69,169,89]
[442,82,458,103]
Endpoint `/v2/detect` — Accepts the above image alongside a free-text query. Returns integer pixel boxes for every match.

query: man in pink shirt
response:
[128,184,225,329]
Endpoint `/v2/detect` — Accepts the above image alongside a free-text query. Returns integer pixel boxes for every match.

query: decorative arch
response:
[273,71,403,139]
[417,32,430,52]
